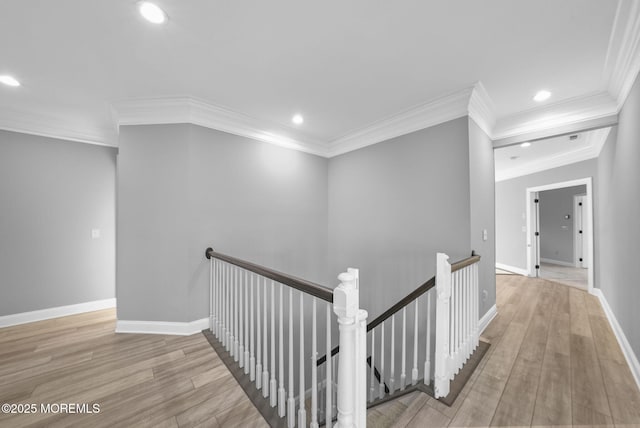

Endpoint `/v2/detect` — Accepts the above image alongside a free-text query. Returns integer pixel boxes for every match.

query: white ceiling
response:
[494,127,611,181]
[0,0,638,156]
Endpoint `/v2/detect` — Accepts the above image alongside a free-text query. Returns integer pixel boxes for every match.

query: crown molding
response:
[468,82,496,137]
[495,127,611,182]
[604,0,640,109]
[0,107,116,147]
[326,87,473,157]
[491,91,618,141]
[112,97,329,157]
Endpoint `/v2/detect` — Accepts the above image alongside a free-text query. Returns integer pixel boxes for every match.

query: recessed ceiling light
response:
[138,2,167,24]
[521,142,531,148]
[292,114,304,125]
[0,75,20,87]
[533,90,551,102]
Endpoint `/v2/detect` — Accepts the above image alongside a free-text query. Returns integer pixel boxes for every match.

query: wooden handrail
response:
[205,247,334,302]
[317,252,481,366]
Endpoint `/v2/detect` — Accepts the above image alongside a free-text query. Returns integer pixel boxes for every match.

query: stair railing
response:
[316,252,481,405]
[205,248,368,428]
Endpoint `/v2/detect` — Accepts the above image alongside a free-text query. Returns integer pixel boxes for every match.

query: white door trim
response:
[525,178,594,293]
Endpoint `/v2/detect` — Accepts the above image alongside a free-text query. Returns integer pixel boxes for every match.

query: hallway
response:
[369,275,640,427]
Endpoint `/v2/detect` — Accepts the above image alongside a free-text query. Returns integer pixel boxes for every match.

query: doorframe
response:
[573,193,587,268]
[525,177,594,293]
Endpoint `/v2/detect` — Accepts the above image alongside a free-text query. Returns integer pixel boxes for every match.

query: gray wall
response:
[0,130,116,316]
[539,185,586,264]
[597,70,640,358]
[327,117,473,320]
[495,159,598,271]
[469,118,497,317]
[117,124,328,322]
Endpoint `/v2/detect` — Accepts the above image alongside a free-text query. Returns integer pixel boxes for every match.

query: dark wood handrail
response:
[205,247,334,302]
[317,252,481,366]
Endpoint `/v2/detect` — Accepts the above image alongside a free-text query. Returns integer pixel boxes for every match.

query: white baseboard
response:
[0,298,116,328]
[590,288,640,392]
[495,263,529,276]
[478,304,497,336]
[116,318,209,336]
[540,258,576,268]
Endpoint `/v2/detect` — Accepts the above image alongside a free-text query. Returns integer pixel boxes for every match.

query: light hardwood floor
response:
[1,275,639,427]
[0,309,267,427]
[369,275,640,427]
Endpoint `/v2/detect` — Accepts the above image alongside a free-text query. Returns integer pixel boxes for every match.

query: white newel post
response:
[334,270,368,428]
[434,253,452,399]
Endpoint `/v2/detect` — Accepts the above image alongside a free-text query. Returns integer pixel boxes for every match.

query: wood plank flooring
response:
[1,274,639,427]
[369,275,640,427]
[0,309,267,427]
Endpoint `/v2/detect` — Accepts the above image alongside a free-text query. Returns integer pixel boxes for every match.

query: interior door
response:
[575,195,588,268]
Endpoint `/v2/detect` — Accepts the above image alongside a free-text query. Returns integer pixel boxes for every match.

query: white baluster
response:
[244,273,250,374]
[287,288,295,428]
[239,270,244,368]
[310,298,319,428]
[209,257,213,332]
[278,284,285,416]
[250,274,256,381]
[234,267,239,360]
[389,314,395,393]
[474,263,479,347]
[424,292,432,386]
[401,307,407,390]
[379,321,385,399]
[298,292,306,428]
[269,279,276,403]
[369,329,375,402]
[434,253,452,398]
[412,299,419,385]
[451,271,457,372]
[256,275,262,390]
[326,302,332,424]
[223,263,228,349]
[265,277,271,398]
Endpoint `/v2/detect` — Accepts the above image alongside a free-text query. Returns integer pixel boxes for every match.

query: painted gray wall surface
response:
[495,159,597,271]
[0,130,116,316]
[468,118,497,318]
[597,71,640,359]
[539,185,586,264]
[328,117,472,320]
[117,124,328,322]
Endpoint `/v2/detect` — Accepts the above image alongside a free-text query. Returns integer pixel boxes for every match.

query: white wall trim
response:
[478,304,497,336]
[590,288,640,392]
[492,91,618,141]
[326,87,473,157]
[112,96,329,157]
[604,0,640,110]
[540,258,576,268]
[525,178,595,294]
[495,263,529,276]
[468,82,496,138]
[495,127,611,182]
[0,298,116,328]
[0,107,116,147]
[115,318,210,336]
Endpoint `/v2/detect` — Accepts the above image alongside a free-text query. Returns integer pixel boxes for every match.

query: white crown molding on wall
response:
[0,107,117,147]
[468,82,497,137]
[112,97,329,157]
[0,298,116,328]
[495,127,611,182]
[604,0,640,110]
[491,91,618,141]
[326,87,474,157]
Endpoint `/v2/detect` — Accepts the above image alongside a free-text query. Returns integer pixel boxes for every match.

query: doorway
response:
[526,178,594,292]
